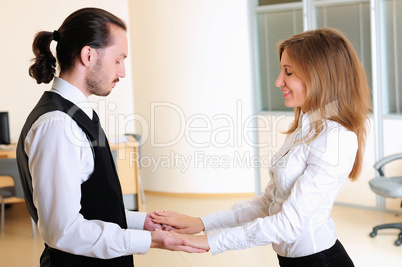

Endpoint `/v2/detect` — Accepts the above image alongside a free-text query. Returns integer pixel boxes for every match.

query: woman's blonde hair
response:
[278,28,371,181]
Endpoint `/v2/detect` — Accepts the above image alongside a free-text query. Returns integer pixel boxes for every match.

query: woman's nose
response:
[275,72,285,87]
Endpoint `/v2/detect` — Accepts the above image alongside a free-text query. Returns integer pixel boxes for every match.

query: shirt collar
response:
[50,77,93,119]
[300,111,310,127]
[298,111,314,136]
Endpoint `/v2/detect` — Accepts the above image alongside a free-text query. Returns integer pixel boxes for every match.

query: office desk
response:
[0,144,16,158]
[0,144,22,203]
[0,140,142,211]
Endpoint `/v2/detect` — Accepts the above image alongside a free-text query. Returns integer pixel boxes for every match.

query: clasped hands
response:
[144,210,209,253]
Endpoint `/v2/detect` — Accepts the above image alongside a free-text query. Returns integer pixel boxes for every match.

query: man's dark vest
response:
[16,92,134,267]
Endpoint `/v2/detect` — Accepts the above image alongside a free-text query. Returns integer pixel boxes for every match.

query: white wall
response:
[128,0,256,193]
[0,0,134,143]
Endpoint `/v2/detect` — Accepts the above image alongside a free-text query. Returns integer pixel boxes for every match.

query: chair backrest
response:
[0,158,24,198]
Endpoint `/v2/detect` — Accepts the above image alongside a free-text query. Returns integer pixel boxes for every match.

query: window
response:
[254,0,402,114]
[315,1,371,89]
[259,0,302,5]
[383,0,402,114]
[255,4,303,111]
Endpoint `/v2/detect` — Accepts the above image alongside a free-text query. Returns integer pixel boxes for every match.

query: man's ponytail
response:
[28,31,56,84]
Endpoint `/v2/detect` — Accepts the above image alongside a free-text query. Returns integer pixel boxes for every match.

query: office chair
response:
[369,153,402,246]
[0,158,36,238]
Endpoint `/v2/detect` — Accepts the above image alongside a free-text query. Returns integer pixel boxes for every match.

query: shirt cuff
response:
[125,210,147,230]
[206,226,247,255]
[201,209,235,233]
[128,229,151,255]
[200,214,215,233]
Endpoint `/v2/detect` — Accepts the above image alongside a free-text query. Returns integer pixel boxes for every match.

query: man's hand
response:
[143,213,162,231]
[150,210,205,234]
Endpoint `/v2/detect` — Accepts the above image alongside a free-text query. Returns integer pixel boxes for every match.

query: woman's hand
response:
[180,233,210,251]
[150,230,208,253]
[150,210,205,234]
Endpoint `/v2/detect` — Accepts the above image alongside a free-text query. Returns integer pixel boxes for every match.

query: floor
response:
[1,194,401,267]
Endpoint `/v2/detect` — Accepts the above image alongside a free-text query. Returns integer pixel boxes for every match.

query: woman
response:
[151,28,371,267]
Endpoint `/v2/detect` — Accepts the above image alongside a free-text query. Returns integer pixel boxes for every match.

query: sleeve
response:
[25,113,151,258]
[206,128,358,255]
[201,181,274,233]
[126,210,147,229]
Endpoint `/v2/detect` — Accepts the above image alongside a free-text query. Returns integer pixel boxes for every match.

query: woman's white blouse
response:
[201,112,358,257]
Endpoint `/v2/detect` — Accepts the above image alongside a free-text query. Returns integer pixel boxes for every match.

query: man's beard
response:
[85,59,109,97]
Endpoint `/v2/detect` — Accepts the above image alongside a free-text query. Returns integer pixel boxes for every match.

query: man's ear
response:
[80,46,93,67]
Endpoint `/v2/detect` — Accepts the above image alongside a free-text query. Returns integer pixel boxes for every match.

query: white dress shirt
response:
[201,112,358,257]
[24,77,151,259]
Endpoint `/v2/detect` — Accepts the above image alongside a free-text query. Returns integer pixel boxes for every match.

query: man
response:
[17,7,204,267]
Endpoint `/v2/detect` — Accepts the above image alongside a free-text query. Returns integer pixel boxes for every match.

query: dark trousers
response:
[277,240,354,267]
